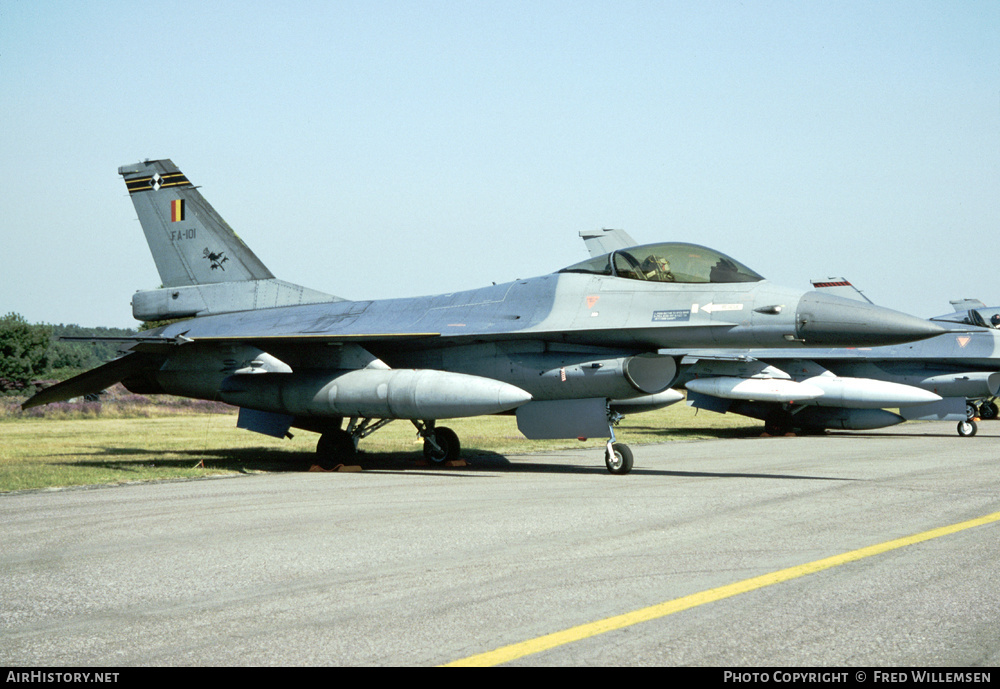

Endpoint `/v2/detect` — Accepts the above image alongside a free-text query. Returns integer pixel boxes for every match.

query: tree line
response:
[0,313,138,391]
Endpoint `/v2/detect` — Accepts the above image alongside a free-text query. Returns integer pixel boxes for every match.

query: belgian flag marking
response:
[171,199,185,222]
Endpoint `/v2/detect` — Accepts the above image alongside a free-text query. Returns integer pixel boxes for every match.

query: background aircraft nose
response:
[795,292,944,346]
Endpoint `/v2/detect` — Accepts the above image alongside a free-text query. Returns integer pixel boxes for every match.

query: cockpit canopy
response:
[559,242,764,284]
[932,307,1000,329]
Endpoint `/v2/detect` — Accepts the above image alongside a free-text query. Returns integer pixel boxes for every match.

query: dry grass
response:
[0,391,759,492]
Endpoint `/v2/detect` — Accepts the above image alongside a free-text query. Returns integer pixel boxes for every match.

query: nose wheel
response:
[602,406,634,474]
[605,442,634,475]
[957,419,978,437]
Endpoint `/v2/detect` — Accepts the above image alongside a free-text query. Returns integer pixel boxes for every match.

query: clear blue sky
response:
[3,1,998,328]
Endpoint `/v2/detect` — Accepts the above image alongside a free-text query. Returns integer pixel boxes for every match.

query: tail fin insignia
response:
[120,158,342,320]
[118,159,273,287]
[125,171,191,194]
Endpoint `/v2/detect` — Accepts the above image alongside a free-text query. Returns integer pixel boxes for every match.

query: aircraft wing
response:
[22,329,446,409]
[182,332,442,346]
[57,325,444,350]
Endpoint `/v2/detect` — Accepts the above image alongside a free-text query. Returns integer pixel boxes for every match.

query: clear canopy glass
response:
[932,307,1000,328]
[559,242,764,284]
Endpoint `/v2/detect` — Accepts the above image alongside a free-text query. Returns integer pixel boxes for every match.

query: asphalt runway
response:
[2,421,999,666]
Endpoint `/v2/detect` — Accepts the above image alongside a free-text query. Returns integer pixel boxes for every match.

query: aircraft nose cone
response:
[795,292,944,346]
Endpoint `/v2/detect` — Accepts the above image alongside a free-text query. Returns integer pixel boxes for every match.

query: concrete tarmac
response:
[2,421,999,666]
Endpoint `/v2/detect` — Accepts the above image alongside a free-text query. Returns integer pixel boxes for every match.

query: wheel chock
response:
[413,459,469,468]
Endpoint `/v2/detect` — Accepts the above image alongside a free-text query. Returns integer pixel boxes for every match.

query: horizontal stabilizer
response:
[21,353,163,409]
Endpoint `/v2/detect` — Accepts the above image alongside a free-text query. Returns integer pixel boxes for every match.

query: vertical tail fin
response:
[119,159,274,287]
[120,159,342,321]
[579,228,638,257]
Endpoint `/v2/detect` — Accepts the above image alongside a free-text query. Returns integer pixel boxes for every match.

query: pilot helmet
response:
[643,256,669,272]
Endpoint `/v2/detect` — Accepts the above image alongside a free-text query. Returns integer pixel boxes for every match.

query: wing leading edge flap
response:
[57,333,193,355]
[59,332,439,355]
[21,352,165,409]
[187,332,442,345]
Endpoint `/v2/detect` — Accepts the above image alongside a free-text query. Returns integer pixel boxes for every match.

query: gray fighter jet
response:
[23,160,944,473]
[672,279,1000,438]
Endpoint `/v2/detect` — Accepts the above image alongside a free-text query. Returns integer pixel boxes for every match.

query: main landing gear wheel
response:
[980,401,999,420]
[423,426,460,464]
[764,420,791,436]
[605,442,634,475]
[763,410,794,436]
[316,429,355,469]
[957,419,978,437]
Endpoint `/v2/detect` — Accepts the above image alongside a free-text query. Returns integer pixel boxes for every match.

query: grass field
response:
[0,396,759,492]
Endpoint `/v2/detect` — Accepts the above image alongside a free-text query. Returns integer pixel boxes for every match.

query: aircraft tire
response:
[966,402,979,420]
[764,421,787,436]
[605,443,634,475]
[979,401,999,420]
[957,420,978,437]
[763,410,794,436]
[423,427,460,463]
[317,429,355,469]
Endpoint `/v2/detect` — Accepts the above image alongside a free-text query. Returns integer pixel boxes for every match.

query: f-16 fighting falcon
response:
[23,161,944,473]
[675,284,1000,438]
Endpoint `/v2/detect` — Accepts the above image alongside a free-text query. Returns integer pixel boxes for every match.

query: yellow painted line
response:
[443,511,1000,667]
